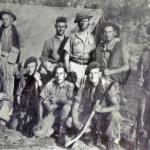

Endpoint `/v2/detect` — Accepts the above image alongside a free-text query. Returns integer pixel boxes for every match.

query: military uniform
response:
[74,77,121,139]
[0,10,21,101]
[34,79,74,139]
[16,73,41,136]
[64,13,96,86]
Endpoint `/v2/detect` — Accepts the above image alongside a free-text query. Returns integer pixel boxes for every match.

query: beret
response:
[85,61,101,75]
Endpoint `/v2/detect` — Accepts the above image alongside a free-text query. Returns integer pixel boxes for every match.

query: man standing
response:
[16,56,42,136]
[64,12,96,87]
[95,23,129,82]
[138,24,150,149]
[72,62,121,150]
[0,9,21,101]
[34,63,74,146]
[40,16,68,84]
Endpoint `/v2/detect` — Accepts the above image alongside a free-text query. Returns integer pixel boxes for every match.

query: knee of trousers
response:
[110,111,122,123]
[62,104,72,114]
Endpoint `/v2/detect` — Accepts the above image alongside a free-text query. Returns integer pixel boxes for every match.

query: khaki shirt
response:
[64,31,96,63]
[40,80,74,105]
[41,35,67,63]
[1,27,12,53]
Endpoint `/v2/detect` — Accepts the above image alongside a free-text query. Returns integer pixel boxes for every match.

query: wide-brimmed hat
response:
[74,12,93,23]
[101,22,120,37]
[0,9,16,21]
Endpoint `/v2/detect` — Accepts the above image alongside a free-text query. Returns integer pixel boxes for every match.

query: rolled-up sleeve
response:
[64,38,71,55]
[40,82,51,100]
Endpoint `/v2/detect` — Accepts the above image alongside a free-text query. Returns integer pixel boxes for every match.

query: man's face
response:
[55,22,67,36]
[26,62,36,76]
[88,68,101,85]
[55,67,66,84]
[1,14,13,27]
[104,26,116,42]
[78,18,89,31]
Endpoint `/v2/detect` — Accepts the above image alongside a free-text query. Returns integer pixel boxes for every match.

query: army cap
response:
[74,12,93,23]
[56,16,67,23]
[0,9,17,21]
[85,61,101,75]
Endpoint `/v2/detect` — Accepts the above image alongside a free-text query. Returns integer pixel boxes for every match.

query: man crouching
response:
[72,62,121,150]
[34,63,74,145]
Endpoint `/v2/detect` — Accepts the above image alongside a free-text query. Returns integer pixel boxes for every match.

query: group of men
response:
[0,8,140,150]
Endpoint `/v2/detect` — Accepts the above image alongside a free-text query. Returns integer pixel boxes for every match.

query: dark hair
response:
[56,16,67,24]
[53,63,67,76]
[102,22,120,37]
[24,56,38,68]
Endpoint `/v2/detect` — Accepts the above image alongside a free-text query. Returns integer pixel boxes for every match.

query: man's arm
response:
[38,97,44,121]
[94,83,120,113]
[64,53,70,72]
[64,38,71,72]
[104,42,129,76]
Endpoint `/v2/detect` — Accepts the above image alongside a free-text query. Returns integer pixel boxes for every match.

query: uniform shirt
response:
[75,78,117,115]
[41,35,67,63]
[1,26,12,53]
[40,80,74,105]
[96,38,128,83]
[64,30,96,64]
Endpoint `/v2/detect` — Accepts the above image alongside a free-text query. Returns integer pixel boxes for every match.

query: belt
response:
[71,59,87,65]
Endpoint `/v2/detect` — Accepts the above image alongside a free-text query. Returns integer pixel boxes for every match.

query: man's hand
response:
[20,111,26,119]
[0,92,8,100]
[34,72,42,86]
[104,69,112,76]
[138,78,144,87]
[140,118,144,129]
[94,101,102,113]
[74,120,83,130]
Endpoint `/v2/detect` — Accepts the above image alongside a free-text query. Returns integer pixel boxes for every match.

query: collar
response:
[53,80,66,89]
[54,34,65,41]
[75,29,89,42]
[104,37,120,50]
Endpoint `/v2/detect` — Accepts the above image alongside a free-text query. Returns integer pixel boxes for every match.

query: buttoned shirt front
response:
[40,80,74,104]
[1,26,12,53]
[64,30,96,64]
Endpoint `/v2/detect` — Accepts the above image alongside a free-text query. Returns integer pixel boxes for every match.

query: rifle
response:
[65,81,114,147]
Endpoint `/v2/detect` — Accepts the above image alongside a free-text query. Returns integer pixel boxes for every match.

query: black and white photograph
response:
[0,0,150,149]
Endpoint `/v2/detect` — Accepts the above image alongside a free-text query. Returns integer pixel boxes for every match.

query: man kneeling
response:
[72,62,121,150]
[34,63,74,145]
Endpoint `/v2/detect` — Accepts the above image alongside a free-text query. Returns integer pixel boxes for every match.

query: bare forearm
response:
[64,53,70,72]
[101,105,120,113]
[110,64,129,75]
[72,103,79,123]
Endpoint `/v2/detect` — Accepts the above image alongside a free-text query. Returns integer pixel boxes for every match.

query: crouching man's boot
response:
[57,125,66,146]
[106,138,115,150]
